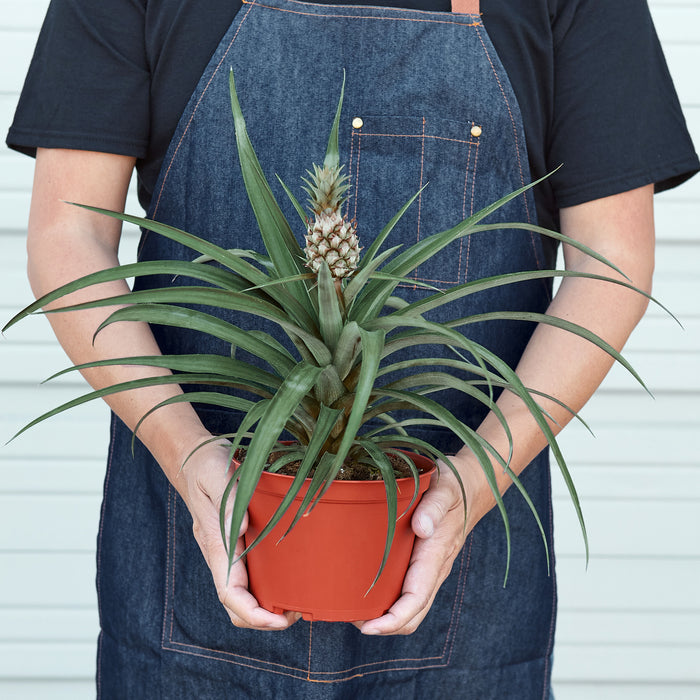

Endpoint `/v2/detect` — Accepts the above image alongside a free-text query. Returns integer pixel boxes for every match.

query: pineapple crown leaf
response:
[322,69,345,171]
[301,163,351,213]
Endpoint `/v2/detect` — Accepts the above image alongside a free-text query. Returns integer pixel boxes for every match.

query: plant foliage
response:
[4,72,661,586]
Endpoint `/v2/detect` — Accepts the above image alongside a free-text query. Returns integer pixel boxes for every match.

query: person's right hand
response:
[178,439,301,631]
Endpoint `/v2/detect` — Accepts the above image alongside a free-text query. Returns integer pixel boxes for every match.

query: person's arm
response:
[360,184,655,635]
[27,147,298,631]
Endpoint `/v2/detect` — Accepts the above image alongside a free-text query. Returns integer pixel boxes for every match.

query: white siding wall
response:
[0,1,698,697]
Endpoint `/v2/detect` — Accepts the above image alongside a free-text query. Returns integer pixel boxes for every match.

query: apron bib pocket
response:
[348,114,483,289]
[161,488,472,681]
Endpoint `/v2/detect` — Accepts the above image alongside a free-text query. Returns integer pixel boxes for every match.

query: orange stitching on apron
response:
[348,127,356,219]
[166,643,455,683]
[472,24,529,221]
[161,487,172,651]
[165,644,317,679]
[169,493,178,644]
[458,132,473,280]
[416,116,427,251]
[307,661,454,684]
[463,134,480,281]
[165,636,452,676]
[441,533,472,663]
[469,137,480,219]
[351,126,362,222]
[243,0,482,25]
[355,132,478,146]
[168,639,312,674]
[307,621,313,680]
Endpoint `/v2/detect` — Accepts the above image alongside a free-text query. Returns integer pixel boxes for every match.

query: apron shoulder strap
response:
[451,0,479,14]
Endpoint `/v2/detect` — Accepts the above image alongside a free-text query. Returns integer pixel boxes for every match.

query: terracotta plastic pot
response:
[243,452,435,622]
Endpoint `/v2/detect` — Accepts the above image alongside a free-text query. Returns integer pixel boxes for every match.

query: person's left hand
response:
[357,459,474,636]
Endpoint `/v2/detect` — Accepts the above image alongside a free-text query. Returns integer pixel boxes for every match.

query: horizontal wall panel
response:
[0,642,94,679]
[0,31,39,93]
[655,201,700,243]
[664,45,700,104]
[1,314,71,345]
[623,316,699,352]
[0,151,34,190]
[595,350,699,392]
[1,392,110,461]
[1,190,32,232]
[0,458,105,494]
[553,685,700,700]
[9,540,696,613]
[551,463,700,500]
[553,645,700,683]
[0,681,94,700]
[0,494,101,551]
[0,553,96,607]
[556,557,700,612]
[4,682,697,698]
[557,610,700,646]
[0,344,100,386]
[0,0,48,30]
[567,391,697,424]
[1,179,697,241]
[1,320,697,388]
[552,498,700,557]
[555,423,697,466]
[653,0,700,6]
[0,608,97,643]
[1,96,22,142]
[652,4,700,43]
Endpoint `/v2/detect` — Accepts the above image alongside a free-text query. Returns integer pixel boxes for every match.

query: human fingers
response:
[203,525,300,630]
[358,465,467,635]
[185,443,300,630]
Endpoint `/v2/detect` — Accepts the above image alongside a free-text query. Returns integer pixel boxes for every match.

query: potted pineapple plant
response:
[3,73,653,621]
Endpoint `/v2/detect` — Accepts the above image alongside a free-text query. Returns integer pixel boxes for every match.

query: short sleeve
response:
[548,0,699,208]
[7,0,150,159]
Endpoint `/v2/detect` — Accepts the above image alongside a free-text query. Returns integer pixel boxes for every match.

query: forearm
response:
[29,237,211,482]
[457,185,655,527]
[27,149,211,491]
[24,150,294,631]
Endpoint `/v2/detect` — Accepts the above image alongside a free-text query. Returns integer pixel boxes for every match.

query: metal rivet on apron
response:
[352,117,364,129]
[471,125,482,137]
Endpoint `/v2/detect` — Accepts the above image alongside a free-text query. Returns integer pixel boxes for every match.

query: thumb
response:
[411,460,457,539]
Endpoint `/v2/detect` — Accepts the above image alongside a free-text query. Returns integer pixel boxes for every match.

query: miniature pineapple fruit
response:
[303,162,360,279]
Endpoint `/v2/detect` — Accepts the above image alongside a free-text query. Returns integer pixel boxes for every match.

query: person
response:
[7,0,698,697]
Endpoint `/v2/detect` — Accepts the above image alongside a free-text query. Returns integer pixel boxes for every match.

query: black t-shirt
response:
[7,0,699,242]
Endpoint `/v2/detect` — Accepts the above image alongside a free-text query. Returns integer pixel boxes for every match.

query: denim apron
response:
[96,1,557,697]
